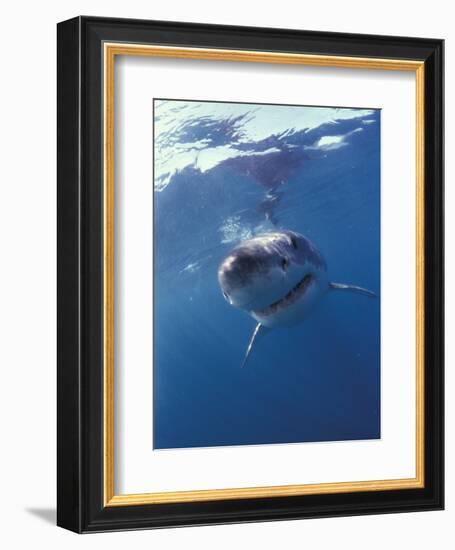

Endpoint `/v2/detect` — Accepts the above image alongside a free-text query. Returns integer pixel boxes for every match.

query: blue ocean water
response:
[153,100,380,449]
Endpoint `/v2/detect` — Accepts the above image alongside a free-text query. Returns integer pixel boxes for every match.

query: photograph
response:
[53,12,444,535]
[0,0,449,545]
[153,99,381,450]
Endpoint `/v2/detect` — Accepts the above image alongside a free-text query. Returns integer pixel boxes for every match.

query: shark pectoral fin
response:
[241,323,268,368]
[329,282,377,298]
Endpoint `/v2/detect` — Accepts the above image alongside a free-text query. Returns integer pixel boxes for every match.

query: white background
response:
[0,1,451,549]
[116,57,416,494]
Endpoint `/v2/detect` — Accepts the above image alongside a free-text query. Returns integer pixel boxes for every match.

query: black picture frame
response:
[57,16,444,533]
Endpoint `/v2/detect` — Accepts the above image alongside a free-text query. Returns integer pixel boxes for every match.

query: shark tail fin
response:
[242,323,268,368]
[329,282,377,298]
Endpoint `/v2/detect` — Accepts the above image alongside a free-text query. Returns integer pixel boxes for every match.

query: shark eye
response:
[281,257,289,271]
[290,236,298,249]
[223,291,229,301]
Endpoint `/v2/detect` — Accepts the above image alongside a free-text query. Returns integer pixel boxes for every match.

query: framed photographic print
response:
[57,16,444,533]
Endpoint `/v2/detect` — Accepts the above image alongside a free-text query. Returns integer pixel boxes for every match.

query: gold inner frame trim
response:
[103,42,425,507]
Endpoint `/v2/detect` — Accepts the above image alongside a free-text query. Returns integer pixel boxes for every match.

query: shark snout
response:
[218,254,251,306]
[218,251,268,308]
[218,249,290,311]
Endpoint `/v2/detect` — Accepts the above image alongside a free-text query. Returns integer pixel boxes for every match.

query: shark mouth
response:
[252,274,314,317]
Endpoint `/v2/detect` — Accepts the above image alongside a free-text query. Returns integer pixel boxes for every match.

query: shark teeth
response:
[253,274,314,317]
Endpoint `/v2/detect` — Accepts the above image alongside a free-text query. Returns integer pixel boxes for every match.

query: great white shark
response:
[218,230,376,367]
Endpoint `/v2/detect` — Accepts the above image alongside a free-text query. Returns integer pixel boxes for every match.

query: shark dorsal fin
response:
[241,323,267,368]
